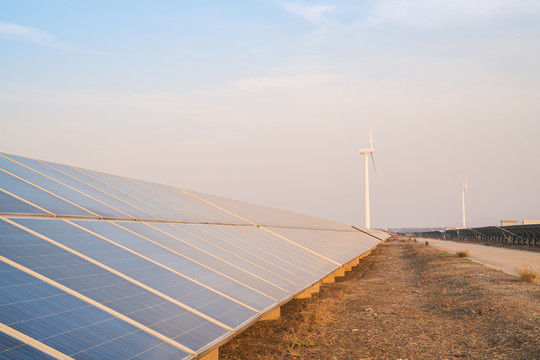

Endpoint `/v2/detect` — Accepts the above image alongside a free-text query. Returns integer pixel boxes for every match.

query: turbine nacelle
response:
[358,148,374,154]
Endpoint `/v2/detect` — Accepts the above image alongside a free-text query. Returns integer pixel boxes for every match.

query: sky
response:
[1,0,539,229]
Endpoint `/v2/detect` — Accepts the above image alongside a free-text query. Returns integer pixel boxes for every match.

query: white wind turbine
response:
[358,127,377,229]
[459,181,468,228]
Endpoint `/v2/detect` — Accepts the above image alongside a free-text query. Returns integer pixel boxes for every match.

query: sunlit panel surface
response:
[0,151,385,359]
[0,261,192,360]
[185,189,355,231]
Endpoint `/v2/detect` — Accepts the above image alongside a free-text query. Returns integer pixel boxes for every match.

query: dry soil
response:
[220,237,540,360]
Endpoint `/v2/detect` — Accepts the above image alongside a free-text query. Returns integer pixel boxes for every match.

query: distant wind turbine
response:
[359,126,377,229]
[460,181,468,228]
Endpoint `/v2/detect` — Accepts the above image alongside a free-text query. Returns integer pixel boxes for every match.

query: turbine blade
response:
[370,152,378,177]
[369,125,373,148]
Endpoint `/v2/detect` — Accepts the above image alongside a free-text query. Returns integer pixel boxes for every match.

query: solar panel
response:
[264,227,380,264]
[135,180,250,225]
[116,221,292,302]
[0,261,192,360]
[98,175,204,223]
[43,160,163,221]
[0,331,56,360]
[12,217,258,330]
[199,225,328,280]
[0,151,386,359]
[181,224,313,287]
[0,154,126,219]
[0,190,48,216]
[0,219,230,353]
[224,225,337,276]
[0,169,95,218]
[185,189,356,230]
[73,168,190,222]
[2,153,163,221]
[71,219,277,313]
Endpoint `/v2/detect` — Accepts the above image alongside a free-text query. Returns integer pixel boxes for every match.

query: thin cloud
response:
[357,0,540,28]
[0,21,67,48]
[276,2,335,24]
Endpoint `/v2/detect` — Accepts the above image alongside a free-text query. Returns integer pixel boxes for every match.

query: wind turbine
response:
[359,127,377,229]
[459,181,468,228]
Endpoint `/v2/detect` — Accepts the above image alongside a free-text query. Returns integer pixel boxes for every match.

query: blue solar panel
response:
[224,225,336,277]
[198,225,324,281]
[0,155,124,219]
[127,180,248,224]
[0,261,192,360]
[74,169,187,222]
[131,180,249,225]
[43,161,162,221]
[101,175,202,223]
[13,218,259,330]
[0,191,48,216]
[72,220,277,313]
[0,170,95,218]
[1,153,153,221]
[116,221,292,302]
[0,220,230,353]
[183,224,313,286]
[155,223,300,293]
[266,227,378,264]
[0,331,56,360]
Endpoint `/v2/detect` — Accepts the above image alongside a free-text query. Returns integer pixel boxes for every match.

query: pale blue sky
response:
[1,1,539,228]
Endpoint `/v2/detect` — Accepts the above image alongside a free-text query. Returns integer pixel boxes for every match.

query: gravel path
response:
[422,237,540,275]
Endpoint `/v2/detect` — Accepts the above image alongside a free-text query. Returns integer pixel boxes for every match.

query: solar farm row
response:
[0,152,388,359]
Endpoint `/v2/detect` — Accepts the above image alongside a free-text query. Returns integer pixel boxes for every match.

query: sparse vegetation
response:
[221,238,540,360]
[517,265,538,284]
[456,250,470,257]
[425,240,429,246]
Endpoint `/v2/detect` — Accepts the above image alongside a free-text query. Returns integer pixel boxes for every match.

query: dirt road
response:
[420,237,540,275]
[220,237,540,360]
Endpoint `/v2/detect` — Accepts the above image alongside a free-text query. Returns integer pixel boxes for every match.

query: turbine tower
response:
[359,127,377,229]
[460,181,468,228]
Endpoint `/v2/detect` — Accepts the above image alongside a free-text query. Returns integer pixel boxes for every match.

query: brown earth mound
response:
[220,237,540,359]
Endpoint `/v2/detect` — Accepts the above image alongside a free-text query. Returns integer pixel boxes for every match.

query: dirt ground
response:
[220,237,540,360]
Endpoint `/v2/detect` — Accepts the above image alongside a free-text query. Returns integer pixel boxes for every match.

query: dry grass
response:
[221,239,540,360]
[283,296,345,353]
[517,265,538,284]
[456,249,470,257]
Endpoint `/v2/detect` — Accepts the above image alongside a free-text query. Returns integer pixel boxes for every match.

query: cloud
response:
[276,2,335,24]
[357,0,540,28]
[0,21,67,48]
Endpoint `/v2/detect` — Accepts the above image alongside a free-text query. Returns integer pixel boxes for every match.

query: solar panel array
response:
[0,152,388,359]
